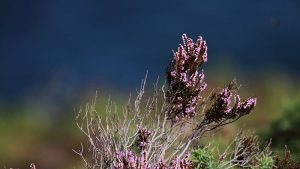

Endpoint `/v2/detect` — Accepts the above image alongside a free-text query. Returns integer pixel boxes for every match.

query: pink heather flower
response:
[137,127,152,150]
[153,159,167,169]
[30,163,36,169]
[166,34,208,123]
[239,98,257,115]
[205,81,257,123]
[232,94,241,113]
[114,150,138,169]
[114,150,193,169]
[170,71,177,77]
[140,142,147,147]
[168,153,193,169]
[244,98,257,108]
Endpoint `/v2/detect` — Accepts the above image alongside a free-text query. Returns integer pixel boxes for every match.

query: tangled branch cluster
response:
[113,150,193,169]
[191,132,273,169]
[75,34,257,169]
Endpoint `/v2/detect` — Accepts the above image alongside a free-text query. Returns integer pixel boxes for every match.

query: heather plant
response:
[191,132,273,169]
[7,34,300,169]
[74,33,258,169]
[273,147,300,169]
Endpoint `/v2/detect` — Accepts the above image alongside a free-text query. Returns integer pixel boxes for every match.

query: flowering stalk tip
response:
[166,34,208,122]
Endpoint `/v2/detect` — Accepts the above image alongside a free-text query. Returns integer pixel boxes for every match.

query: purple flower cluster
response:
[114,151,193,169]
[113,127,153,168]
[204,82,257,123]
[137,127,152,150]
[153,153,193,169]
[166,34,208,122]
[166,153,193,169]
[30,163,37,169]
[114,150,149,169]
[238,97,257,116]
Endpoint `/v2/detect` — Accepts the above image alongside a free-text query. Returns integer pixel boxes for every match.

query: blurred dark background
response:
[0,0,299,168]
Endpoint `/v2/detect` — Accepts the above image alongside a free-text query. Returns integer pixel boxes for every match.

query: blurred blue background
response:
[0,0,299,168]
[1,0,299,104]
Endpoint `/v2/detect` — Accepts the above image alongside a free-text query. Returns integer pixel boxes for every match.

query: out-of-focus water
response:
[0,0,299,107]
